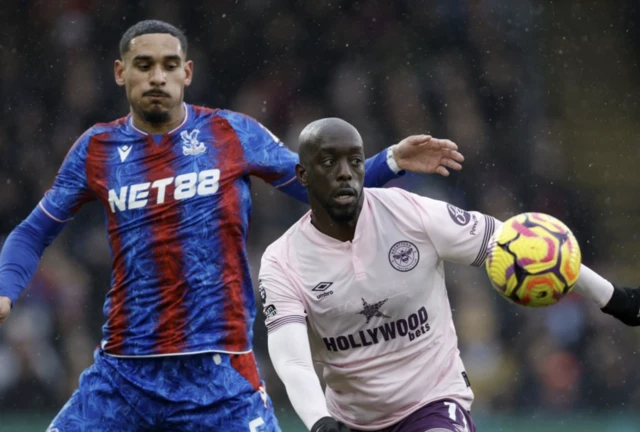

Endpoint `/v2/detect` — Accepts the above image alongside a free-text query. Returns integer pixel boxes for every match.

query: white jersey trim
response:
[128,102,189,136]
[273,175,298,189]
[38,201,73,223]
[101,348,253,359]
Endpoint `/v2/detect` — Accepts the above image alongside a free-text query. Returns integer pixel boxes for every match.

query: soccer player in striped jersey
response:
[259,118,629,432]
[0,21,465,432]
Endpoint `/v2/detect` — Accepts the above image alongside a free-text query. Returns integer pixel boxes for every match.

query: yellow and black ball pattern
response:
[485,212,581,307]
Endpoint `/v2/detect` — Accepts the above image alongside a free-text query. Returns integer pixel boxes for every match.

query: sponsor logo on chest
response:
[107,169,220,213]
[322,302,431,352]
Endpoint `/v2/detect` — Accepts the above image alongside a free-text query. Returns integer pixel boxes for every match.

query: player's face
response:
[305,140,365,223]
[114,33,193,124]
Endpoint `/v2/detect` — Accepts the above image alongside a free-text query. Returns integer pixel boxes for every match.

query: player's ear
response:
[295,164,308,188]
[184,60,193,87]
[114,59,125,87]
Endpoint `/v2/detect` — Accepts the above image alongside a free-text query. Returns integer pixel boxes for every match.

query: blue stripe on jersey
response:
[0,104,403,357]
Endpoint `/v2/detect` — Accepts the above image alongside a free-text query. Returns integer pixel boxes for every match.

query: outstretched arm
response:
[0,130,94,326]
[393,188,640,326]
[573,266,640,326]
[0,205,67,326]
[221,111,464,202]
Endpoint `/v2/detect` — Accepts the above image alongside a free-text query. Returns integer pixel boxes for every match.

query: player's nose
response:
[149,65,167,85]
[335,159,352,181]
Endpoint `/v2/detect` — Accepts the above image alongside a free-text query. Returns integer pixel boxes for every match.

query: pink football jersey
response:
[259,187,498,429]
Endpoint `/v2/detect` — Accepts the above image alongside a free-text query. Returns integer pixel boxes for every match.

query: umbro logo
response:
[312,282,334,300]
[312,282,333,292]
[118,145,132,162]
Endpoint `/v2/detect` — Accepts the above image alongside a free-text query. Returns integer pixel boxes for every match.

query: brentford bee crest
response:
[389,240,420,272]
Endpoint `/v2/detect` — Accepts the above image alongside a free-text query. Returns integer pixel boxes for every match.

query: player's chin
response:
[141,107,171,124]
[328,204,359,223]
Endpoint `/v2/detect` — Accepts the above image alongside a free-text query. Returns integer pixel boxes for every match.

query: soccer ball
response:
[485,212,581,307]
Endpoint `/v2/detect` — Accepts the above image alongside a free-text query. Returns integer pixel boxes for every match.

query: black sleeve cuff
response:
[601,286,640,326]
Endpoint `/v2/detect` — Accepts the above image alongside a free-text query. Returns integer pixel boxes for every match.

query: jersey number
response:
[444,401,470,432]
[249,416,265,432]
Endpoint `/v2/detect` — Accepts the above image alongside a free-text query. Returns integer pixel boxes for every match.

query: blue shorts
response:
[47,349,281,432]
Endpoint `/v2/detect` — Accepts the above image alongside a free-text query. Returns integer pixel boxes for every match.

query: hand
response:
[310,416,350,432]
[392,135,464,177]
[0,296,11,327]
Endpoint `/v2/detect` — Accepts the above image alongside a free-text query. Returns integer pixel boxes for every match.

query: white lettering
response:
[128,182,151,209]
[152,177,174,204]
[108,186,128,213]
[174,173,198,200]
[107,169,221,212]
[197,169,220,196]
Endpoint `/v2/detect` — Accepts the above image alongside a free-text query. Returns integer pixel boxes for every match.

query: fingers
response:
[435,166,450,177]
[402,135,432,146]
[430,138,458,151]
[442,157,463,171]
[0,297,11,327]
[449,150,464,163]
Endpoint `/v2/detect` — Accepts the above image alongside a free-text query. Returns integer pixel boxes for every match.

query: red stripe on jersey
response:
[142,136,189,354]
[231,352,261,391]
[85,133,128,355]
[191,105,212,118]
[211,116,249,352]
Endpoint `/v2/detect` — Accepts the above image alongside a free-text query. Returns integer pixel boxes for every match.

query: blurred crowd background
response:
[1,0,640,430]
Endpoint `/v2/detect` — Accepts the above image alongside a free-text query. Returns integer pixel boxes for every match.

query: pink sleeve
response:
[406,193,500,267]
[259,249,307,333]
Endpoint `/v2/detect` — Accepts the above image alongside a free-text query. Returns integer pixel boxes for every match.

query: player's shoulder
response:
[190,105,250,125]
[261,213,310,264]
[365,187,432,210]
[189,105,260,133]
[188,104,222,120]
[89,116,129,136]
[64,117,128,155]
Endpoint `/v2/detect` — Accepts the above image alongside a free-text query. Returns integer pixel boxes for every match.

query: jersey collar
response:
[127,102,190,136]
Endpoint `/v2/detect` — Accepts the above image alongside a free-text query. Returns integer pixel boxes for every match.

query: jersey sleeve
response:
[259,249,307,334]
[39,131,95,222]
[406,192,500,267]
[218,111,300,186]
[218,110,404,202]
[0,206,67,303]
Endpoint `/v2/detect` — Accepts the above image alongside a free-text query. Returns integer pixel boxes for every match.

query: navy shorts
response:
[47,349,280,432]
[353,398,476,432]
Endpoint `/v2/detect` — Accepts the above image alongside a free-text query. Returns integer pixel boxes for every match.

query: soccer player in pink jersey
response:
[259,118,632,432]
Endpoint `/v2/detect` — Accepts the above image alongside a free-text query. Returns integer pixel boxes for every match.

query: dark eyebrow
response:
[132,55,182,63]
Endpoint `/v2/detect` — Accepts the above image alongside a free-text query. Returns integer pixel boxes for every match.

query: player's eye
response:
[165,64,178,71]
[321,158,335,167]
[351,157,364,166]
[137,63,151,71]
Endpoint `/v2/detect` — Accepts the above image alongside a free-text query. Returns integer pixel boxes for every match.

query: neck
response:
[310,201,363,243]
[131,103,185,135]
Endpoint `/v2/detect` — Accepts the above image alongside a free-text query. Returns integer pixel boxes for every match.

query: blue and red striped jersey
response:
[34,104,398,356]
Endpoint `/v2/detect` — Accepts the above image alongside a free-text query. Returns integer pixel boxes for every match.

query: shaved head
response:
[298,118,363,166]
[295,117,366,233]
